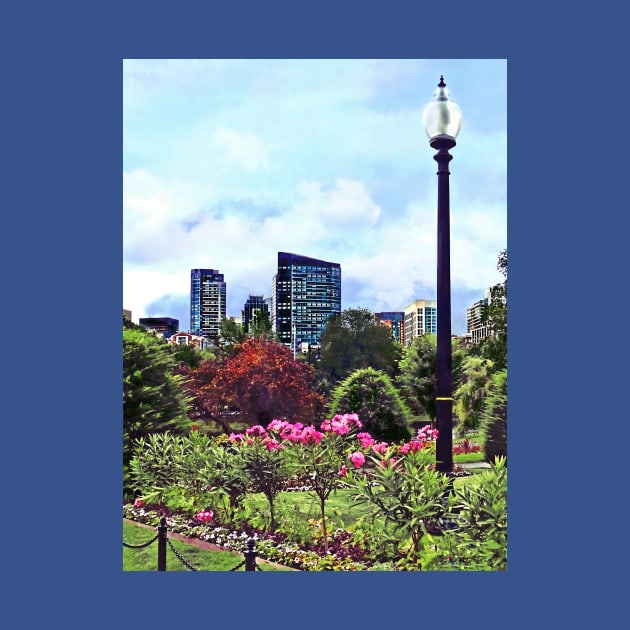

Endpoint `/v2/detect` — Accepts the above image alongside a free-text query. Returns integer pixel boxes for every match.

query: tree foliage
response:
[319,307,401,383]
[396,335,466,424]
[185,338,325,432]
[123,327,192,486]
[453,355,494,435]
[480,369,507,463]
[479,249,507,371]
[170,342,213,369]
[249,309,274,340]
[328,367,412,442]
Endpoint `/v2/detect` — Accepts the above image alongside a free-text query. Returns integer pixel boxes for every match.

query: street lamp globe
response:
[422,76,462,143]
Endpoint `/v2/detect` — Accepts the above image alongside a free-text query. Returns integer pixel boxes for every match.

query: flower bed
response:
[123,501,370,571]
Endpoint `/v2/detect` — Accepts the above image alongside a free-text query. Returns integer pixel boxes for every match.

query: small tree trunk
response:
[320,495,328,553]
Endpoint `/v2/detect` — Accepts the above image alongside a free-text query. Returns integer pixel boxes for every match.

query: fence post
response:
[157,515,167,571]
[244,537,257,571]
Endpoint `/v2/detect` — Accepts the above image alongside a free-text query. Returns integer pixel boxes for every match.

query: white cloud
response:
[123,60,507,333]
[210,126,270,173]
[294,178,381,229]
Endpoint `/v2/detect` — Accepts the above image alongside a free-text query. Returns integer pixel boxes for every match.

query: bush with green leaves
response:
[480,369,507,463]
[128,431,214,511]
[345,446,452,569]
[328,367,412,442]
[231,426,292,529]
[418,456,507,571]
[123,326,192,494]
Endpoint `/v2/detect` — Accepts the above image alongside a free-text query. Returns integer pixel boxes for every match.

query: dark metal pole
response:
[431,134,455,473]
[157,515,167,571]
[244,537,257,571]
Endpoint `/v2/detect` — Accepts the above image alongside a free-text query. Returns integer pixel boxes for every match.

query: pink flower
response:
[196,509,214,523]
[344,413,362,429]
[300,426,324,445]
[229,432,245,443]
[349,451,365,468]
[280,423,305,442]
[322,414,360,435]
[267,419,289,432]
[400,440,424,454]
[357,432,375,449]
[418,425,438,440]
[372,441,388,454]
[338,465,348,477]
[262,437,283,451]
[134,498,143,507]
[246,425,268,437]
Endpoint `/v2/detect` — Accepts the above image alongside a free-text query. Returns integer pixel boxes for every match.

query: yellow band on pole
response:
[435,397,453,401]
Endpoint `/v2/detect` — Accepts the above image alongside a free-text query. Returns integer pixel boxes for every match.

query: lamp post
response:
[422,76,462,474]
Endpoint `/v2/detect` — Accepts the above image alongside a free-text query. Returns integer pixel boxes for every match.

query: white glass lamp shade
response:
[422,76,462,140]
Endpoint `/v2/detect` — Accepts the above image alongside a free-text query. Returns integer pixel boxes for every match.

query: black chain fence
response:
[123,516,264,572]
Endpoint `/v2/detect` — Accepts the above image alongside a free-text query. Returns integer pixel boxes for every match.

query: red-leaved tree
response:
[185,338,325,432]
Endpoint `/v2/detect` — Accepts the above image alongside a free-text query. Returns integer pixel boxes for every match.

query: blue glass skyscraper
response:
[273,252,341,352]
[190,268,226,339]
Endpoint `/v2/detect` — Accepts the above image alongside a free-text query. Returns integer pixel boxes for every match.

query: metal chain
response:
[123,533,159,549]
[166,538,199,571]
[229,559,246,571]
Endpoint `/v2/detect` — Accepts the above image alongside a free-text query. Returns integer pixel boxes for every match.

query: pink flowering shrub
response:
[195,508,214,523]
[349,451,366,468]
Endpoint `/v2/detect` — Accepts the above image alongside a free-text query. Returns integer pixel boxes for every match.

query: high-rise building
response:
[190,268,226,339]
[467,289,492,343]
[272,252,341,351]
[242,295,270,333]
[403,299,437,345]
[375,311,405,344]
[139,316,179,339]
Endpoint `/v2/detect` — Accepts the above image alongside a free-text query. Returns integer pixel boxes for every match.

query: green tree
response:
[453,355,494,436]
[170,341,213,369]
[479,249,507,371]
[123,327,192,492]
[249,309,274,340]
[215,318,247,355]
[319,307,401,383]
[328,367,412,442]
[396,335,466,423]
[480,369,507,463]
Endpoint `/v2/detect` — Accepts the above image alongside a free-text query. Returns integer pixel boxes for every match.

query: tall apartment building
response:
[403,299,437,345]
[272,252,341,351]
[242,294,269,333]
[190,268,226,340]
[375,311,405,344]
[467,289,492,343]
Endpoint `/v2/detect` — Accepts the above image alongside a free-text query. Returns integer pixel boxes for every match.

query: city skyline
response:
[123,59,507,335]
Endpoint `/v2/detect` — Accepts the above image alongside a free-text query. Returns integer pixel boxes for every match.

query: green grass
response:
[242,477,476,532]
[122,521,293,571]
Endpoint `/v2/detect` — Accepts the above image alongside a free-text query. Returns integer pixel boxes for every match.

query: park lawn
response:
[122,521,293,571]
[242,473,478,531]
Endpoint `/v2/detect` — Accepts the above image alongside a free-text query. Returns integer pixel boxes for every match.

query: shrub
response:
[442,455,507,570]
[480,369,507,463]
[328,368,412,442]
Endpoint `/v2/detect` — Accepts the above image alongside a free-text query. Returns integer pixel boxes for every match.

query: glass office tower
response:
[190,268,226,339]
[273,252,341,352]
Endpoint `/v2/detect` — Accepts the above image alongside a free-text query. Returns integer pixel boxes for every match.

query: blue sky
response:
[123,59,506,335]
